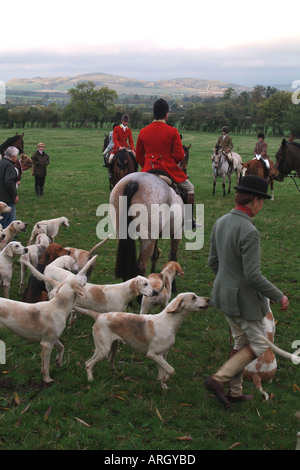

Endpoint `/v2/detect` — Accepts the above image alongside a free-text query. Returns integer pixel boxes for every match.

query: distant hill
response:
[5,73,251,97]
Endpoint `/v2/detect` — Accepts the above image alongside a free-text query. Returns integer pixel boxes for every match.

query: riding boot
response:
[35,186,41,197]
[40,186,44,196]
[184,193,197,229]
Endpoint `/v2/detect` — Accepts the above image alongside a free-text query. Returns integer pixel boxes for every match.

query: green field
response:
[0,128,299,451]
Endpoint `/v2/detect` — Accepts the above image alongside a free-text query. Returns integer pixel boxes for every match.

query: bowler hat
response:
[221,126,229,133]
[153,98,169,119]
[122,114,130,122]
[234,175,271,199]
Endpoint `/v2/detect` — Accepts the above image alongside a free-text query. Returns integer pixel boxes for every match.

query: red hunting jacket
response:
[136,120,187,183]
[112,125,135,152]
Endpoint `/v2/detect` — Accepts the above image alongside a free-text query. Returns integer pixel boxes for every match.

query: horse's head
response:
[274,139,288,181]
[13,133,24,154]
[111,149,137,187]
[179,144,191,174]
[212,148,221,166]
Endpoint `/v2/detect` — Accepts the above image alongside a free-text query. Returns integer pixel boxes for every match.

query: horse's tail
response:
[115,181,139,280]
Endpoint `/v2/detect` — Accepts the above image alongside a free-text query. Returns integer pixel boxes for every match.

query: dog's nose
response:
[152,289,159,296]
[24,247,28,253]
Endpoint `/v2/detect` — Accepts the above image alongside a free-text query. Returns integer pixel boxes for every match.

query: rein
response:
[288,172,300,192]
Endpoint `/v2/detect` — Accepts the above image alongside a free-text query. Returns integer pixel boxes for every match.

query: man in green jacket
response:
[205,175,289,408]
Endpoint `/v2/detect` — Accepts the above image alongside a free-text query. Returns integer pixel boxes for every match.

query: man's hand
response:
[280,295,289,311]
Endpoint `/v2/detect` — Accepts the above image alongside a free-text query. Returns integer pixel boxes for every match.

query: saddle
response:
[147,169,185,199]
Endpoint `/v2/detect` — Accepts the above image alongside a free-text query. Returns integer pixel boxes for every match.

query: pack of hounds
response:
[0,204,299,447]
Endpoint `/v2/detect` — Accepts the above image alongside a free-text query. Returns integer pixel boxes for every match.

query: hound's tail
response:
[115,181,139,281]
[259,335,300,364]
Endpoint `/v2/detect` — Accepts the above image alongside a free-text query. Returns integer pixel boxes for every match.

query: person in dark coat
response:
[31,143,49,196]
[0,146,19,228]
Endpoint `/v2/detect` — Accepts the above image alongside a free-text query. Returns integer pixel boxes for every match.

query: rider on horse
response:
[136,98,197,229]
[107,114,136,181]
[253,133,270,177]
[215,126,234,172]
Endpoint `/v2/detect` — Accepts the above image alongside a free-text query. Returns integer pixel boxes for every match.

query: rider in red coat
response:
[109,114,135,162]
[136,98,197,228]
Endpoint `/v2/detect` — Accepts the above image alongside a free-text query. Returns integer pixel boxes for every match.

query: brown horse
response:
[109,149,138,189]
[109,172,184,284]
[0,133,24,157]
[242,158,279,201]
[275,138,300,182]
[178,144,191,174]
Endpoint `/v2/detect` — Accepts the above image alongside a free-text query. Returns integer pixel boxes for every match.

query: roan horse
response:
[110,172,184,284]
[212,149,242,196]
[242,158,279,201]
[275,137,300,183]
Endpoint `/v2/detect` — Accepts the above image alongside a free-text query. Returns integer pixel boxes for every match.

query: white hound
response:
[19,233,51,293]
[0,241,28,298]
[78,292,209,389]
[2,256,96,383]
[27,216,69,245]
[43,263,158,322]
[0,220,28,249]
[140,261,184,314]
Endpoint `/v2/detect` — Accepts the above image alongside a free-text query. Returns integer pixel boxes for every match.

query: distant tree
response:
[64,81,117,127]
[258,91,291,134]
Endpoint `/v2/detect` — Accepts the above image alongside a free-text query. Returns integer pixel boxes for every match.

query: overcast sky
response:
[1,0,299,88]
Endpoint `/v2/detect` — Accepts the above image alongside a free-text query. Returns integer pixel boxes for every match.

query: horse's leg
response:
[150,240,160,273]
[212,176,216,195]
[228,174,231,194]
[222,174,226,196]
[270,177,274,201]
[137,239,157,276]
[169,237,181,293]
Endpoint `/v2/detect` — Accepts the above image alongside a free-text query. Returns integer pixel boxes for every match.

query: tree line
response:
[0,81,299,136]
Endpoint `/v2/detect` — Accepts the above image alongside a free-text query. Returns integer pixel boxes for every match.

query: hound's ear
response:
[165,296,184,314]
[4,243,14,257]
[129,278,140,296]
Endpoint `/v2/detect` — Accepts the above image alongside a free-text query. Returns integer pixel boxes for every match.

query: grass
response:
[0,127,300,451]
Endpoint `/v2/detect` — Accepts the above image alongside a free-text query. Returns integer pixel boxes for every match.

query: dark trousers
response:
[35,176,46,196]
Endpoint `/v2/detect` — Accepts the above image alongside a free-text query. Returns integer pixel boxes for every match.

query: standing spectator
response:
[0,146,19,228]
[205,175,289,407]
[31,143,49,197]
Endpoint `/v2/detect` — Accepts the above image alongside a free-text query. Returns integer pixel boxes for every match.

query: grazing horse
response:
[212,149,242,196]
[110,172,184,284]
[275,138,300,182]
[0,133,24,157]
[242,158,279,201]
[178,144,191,175]
[109,149,138,189]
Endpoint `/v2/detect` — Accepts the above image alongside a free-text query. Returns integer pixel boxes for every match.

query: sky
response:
[0,0,299,88]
